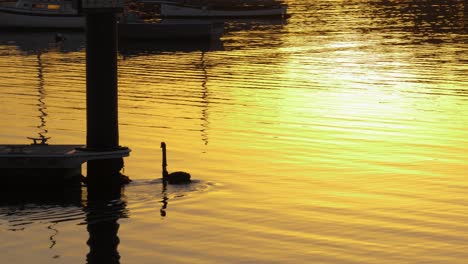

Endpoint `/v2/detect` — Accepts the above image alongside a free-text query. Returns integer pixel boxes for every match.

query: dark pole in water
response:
[85,11,119,150]
[82,1,128,192]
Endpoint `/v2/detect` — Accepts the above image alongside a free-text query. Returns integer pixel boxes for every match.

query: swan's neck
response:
[162,146,168,178]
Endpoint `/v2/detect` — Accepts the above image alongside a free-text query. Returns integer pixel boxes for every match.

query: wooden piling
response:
[83,2,129,190]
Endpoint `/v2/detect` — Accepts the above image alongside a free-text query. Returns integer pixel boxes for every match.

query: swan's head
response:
[161,142,166,149]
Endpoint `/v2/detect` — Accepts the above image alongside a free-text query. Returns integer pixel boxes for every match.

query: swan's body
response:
[161,142,191,184]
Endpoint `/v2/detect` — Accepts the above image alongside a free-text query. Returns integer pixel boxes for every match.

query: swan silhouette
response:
[161,142,191,184]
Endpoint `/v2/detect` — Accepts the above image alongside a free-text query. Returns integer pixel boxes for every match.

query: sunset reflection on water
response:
[0,0,467,263]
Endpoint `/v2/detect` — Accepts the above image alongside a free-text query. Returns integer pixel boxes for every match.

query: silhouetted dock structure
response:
[0,144,129,185]
[0,0,130,191]
[0,144,129,170]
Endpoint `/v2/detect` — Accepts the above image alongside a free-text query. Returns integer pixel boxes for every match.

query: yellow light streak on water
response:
[0,0,467,263]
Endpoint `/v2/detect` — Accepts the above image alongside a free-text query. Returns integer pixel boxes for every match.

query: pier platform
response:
[0,144,130,186]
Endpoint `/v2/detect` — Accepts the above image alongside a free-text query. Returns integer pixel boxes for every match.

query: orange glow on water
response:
[0,0,468,263]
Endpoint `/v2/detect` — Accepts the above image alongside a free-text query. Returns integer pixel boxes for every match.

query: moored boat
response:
[159,2,289,18]
[0,0,223,40]
[0,0,84,29]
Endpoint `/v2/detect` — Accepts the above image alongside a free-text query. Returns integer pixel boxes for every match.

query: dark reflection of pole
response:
[85,188,127,264]
[35,53,49,143]
[199,51,209,146]
[47,222,59,249]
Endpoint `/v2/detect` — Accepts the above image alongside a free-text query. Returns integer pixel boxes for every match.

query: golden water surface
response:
[0,0,467,263]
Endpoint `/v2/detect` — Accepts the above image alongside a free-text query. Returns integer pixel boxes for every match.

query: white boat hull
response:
[0,8,223,40]
[0,8,84,29]
[160,3,288,18]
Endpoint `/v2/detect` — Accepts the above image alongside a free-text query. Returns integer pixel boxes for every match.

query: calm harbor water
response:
[1,0,467,263]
